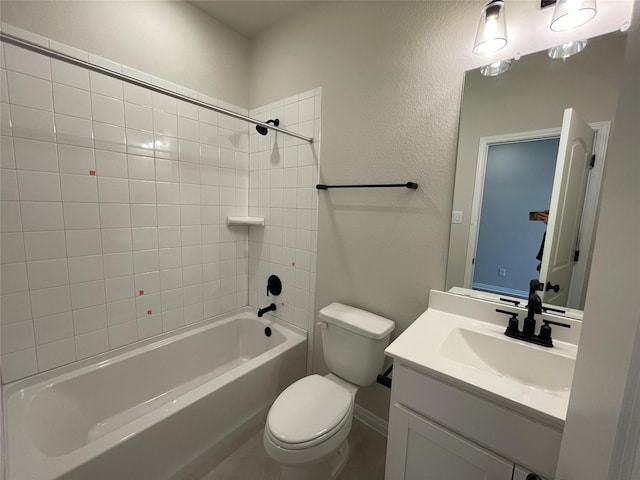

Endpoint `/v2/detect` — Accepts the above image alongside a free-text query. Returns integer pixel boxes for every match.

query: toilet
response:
[263,303,395,480]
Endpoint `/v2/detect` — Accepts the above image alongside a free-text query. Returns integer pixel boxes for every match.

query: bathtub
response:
[4,310,307,480]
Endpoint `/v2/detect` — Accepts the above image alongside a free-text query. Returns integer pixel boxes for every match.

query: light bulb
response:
[484,17,499,40]
[473,1,508,56]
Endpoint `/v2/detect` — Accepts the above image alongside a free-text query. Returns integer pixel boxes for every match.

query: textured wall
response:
[0,0,250,108]
[249,1,635,421]
[251,1,471,418]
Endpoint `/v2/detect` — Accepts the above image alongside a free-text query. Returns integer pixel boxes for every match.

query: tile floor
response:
[199,419,387,480]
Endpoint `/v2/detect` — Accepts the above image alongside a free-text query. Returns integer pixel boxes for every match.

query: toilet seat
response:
[266,375,353,450]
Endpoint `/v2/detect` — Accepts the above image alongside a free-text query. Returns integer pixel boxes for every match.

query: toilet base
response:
[277,439,350,480]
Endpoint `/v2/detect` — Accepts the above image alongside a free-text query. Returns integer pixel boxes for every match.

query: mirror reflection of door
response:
[538,108,595,307]
[472,137,559,298]
[468,108,596,307]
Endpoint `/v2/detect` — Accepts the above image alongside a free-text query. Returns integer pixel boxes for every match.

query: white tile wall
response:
[0,27,256,382]
[248,89,322,332]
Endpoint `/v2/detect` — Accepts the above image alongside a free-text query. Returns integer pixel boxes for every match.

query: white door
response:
[385,403,514,480]
[538,108,595,305]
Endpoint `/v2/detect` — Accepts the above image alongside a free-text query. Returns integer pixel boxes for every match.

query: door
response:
[539,108,595,305]
[385,403,514,480]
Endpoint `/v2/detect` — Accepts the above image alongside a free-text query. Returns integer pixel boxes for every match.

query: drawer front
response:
[392,362,562,479]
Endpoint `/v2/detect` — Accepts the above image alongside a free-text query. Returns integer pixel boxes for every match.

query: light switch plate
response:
[451,211,463,224]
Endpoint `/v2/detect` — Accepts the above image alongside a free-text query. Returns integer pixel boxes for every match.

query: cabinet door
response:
[513,466,546,480]
[385,403,514,480]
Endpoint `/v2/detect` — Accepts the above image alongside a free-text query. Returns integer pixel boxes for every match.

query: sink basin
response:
[440,327,575,395]
[384,291,581,424]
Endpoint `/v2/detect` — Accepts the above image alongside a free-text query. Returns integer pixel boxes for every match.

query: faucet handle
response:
[496,309,520,335]
[538,319,571,345]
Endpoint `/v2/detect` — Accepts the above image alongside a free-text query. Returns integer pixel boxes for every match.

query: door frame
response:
[464,122,610,307]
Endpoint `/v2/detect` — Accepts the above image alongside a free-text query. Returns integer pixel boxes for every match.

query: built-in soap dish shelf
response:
[226,216,265,226]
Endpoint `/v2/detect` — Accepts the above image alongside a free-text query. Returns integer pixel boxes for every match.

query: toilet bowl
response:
[264,374,357,479]
[263,303,395,480]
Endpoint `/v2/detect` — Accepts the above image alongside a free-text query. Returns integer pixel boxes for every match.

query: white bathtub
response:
[4,310,306,480]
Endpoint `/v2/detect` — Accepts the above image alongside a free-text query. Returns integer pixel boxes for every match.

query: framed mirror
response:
[446,31,628,318]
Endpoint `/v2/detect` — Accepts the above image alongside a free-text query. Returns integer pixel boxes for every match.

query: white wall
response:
[0,26,251,382]
[249,0,634,420]
[556,3,640,478]
[0,1,250,108]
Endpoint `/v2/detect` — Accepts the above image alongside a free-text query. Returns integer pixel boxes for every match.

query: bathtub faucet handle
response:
[267,275,282,297]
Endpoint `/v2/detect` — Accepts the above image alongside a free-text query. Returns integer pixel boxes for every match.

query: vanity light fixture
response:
[548,39,588,59]
[480,59,512,76]
[473,0,508,55]
[548,0,597,32]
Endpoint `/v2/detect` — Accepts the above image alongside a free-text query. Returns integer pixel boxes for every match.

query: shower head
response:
[256,118,280,136]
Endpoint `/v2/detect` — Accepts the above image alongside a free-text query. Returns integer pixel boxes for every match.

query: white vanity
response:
[384,290,581,480]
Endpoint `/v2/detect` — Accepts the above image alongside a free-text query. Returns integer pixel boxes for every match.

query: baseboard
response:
[353,404,388,437]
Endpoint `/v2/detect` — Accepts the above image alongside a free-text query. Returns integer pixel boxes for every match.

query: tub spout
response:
[258,303,277,317]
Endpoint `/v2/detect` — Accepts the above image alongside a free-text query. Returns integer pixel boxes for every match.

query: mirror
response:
[446,31,628,318]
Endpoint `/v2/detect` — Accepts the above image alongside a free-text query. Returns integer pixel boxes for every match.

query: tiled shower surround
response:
[0,26,320,383]
[247,94,320,331]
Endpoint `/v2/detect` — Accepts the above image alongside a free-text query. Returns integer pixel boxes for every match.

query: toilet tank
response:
[319,303,395,386]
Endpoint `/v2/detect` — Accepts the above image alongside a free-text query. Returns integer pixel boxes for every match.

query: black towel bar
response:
[316,182,418,190]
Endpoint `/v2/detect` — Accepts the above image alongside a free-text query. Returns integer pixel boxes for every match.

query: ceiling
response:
[189,1,317,38]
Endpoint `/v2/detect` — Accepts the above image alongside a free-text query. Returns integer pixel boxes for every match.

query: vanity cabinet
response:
[387,403,514,479]
[385,362,558,480]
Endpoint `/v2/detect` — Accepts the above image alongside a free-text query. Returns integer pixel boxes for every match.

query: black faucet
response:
[258,303,276,318]
[523,280,543,337]
[497,279,570,348]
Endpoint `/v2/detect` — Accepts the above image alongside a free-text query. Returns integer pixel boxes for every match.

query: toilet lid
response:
[267,375,352,445]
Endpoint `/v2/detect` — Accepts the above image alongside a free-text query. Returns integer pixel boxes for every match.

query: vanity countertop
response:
[385,290,581,428]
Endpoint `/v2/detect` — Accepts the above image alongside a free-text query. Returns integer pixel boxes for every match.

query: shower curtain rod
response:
[0,32,314,144]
